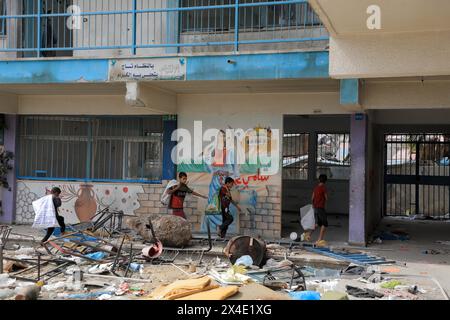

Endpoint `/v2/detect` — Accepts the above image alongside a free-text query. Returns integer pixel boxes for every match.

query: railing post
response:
[132,0,137,55]
[234,0,239,52]
[37,0,41,57]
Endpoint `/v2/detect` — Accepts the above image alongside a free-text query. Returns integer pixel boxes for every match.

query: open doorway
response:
[282,115,351,242]
[22,0,73,57]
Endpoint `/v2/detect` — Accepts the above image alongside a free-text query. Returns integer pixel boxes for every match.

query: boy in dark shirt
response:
[168,172,207,219]
[311,174,328,245]
[218,177,242,238]
[41,187,66,243]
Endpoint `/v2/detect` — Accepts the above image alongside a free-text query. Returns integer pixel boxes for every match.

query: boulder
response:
[124,215,191,247]
[152,215,192,248]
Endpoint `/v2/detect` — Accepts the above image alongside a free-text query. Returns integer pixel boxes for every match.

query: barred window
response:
[282,133,309,180]
[316,133,351,180]
[180,0,321,33]
[0,0,6,36]
[18,116,164,182]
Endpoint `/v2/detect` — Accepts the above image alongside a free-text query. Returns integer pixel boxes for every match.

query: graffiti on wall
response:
[16,181,144,224]
[177,125,280,234]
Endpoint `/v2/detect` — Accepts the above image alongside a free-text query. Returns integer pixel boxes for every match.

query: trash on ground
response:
[380,280,403,289]
[346,285,384,299]
[289,290,321,300]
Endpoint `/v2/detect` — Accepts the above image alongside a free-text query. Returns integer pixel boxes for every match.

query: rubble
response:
[0,218,448,301]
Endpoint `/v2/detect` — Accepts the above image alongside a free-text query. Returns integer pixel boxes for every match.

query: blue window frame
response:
[18,115,164,183]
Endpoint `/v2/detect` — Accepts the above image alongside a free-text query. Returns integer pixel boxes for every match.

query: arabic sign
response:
[109,58,186,81]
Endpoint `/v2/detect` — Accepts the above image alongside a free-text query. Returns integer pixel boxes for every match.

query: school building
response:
[0,0,449,245]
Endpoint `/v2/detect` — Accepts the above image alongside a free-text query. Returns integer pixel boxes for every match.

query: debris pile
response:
[1,217,448,301]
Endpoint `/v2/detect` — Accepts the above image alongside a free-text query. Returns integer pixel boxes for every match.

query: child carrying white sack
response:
[32,187,66,243]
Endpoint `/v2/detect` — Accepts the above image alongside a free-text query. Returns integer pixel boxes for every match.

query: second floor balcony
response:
[0,0,328,59]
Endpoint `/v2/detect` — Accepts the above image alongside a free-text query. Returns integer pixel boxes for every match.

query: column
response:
[349,113,367,245]
[0,115,17,224]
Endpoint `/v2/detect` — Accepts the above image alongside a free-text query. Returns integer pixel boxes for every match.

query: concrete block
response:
[256,203,263,209]
[140,200,155,208]
[137,193,149,201]
[143,186,155,193]
[258,209,269,215]
[262,203,272,209]
[267,197,279,204]
[254,215,262,222]
[262,215,274,223]
[148,194,160,201]
[273,216,281,224]
[257,196,267,203]
[272,204,281,210]
[148,207,160,214]
[256,221,268,230]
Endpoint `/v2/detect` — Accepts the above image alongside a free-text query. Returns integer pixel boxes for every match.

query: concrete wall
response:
[330,31,450,79]
[17,95,162,115]
[180,28,328,54]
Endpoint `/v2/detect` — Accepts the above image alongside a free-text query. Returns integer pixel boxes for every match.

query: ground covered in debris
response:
[1,216,449,301]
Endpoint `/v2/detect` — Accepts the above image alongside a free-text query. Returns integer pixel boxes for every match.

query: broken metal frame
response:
[0,225,12,274]
[251,265,307,291]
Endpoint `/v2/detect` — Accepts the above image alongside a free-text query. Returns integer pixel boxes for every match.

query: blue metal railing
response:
[0,0,328,57]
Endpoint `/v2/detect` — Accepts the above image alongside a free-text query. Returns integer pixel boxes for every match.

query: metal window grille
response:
[282,133,308,180]
[384,133,450,218]
[316,133,351,180]
[181,0,321,33]
[18,115,164,182]
[0,0,327,57]
[0,0,6,36]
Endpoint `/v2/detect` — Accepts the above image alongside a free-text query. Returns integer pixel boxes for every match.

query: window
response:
[18,116,164,182]
[0,0,6,36]
[283,133,309,180]
[180,0,321,33]
[316,133,350,180]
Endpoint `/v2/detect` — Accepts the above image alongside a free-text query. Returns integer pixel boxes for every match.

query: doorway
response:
[282,115,351,240]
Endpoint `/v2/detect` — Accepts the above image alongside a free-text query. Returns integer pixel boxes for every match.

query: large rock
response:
[152,215,192,248]
[124,215,191,247]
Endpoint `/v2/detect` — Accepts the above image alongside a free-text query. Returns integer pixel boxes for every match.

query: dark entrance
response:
[384,133,450,218]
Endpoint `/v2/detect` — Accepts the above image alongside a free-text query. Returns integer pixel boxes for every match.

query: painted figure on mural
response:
[202,130,242,234]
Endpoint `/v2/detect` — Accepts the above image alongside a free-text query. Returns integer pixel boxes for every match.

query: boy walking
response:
[218,177,242,238]
[311,174,328,246]
[168,172,207,219]
[40,187,66,243]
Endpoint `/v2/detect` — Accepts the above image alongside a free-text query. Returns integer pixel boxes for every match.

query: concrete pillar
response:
[349,113,367,245]
[0,115,17,224]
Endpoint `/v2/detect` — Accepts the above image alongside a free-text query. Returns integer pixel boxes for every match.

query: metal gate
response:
[384,133,450,218]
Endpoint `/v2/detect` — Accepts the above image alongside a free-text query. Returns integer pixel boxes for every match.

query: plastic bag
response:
[235,255,253,267]
[300,204,315,231]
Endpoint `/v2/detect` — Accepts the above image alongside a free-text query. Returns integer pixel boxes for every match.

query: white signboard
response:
[109,58,186,81]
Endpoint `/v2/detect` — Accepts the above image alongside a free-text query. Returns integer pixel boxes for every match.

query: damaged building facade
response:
[0,0,449,246]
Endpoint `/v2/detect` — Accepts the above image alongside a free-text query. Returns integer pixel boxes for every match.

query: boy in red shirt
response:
[168,172,207,219]
[311,174,328,245]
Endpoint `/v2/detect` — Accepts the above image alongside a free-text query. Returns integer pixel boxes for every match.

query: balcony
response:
[0,0,328,59]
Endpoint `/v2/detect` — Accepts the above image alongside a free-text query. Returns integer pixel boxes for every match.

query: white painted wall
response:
[330,31,450,79]
[362,79,450,110]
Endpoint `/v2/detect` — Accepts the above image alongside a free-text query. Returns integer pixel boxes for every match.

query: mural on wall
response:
[178,125,279,234]
[16,181,144,224]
